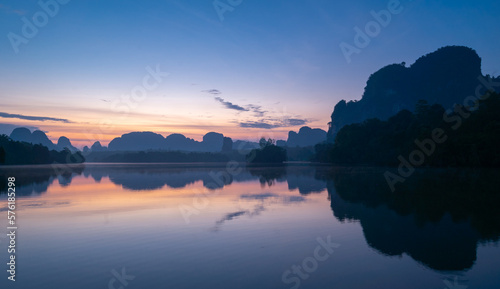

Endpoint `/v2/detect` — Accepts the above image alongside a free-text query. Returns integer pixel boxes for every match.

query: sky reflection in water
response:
[0,164,499,289]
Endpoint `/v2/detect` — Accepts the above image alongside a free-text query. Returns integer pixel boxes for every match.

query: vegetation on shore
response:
[315,92,500,167]
[246,138,287,164]
[0,135,85,165]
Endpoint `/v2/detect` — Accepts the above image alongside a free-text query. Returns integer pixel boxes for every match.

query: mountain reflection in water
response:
[0,163,499,277]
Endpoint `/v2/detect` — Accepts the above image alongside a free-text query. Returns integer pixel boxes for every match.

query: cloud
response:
[239,121,276,129]
[203,89,222,95]
[246,105,267,117]
[203,88,305,125]
[0,112,71,123]
[239,118,309,129]
[284,118,307,126]
[214,97,249,112]
[203,89,250,112]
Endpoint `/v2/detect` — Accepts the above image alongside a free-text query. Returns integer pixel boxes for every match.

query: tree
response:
[247,139,286,164]
[0,146,5,164]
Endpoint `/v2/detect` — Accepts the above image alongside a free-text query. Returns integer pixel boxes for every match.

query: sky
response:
[0,0,499,148]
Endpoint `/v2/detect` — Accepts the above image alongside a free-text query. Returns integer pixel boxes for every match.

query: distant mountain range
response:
[106,131,230,152]
[9,127,78,152]
[7,126,327,154]
[327,46,500,141]
[287,126,326,147]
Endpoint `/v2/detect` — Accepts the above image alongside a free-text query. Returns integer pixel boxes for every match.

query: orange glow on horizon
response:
[1,118,328,148]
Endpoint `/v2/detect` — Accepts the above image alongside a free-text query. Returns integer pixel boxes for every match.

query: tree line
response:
[315,92,500,167]
[0,135,84,165]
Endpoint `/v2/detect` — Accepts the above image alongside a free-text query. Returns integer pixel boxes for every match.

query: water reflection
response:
[0,164,84,196]
[326,167,500,271]
[0,164,329,194]
[1,164,499,275]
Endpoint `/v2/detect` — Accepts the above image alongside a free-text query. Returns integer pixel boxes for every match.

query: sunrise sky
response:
[1,0,499,147]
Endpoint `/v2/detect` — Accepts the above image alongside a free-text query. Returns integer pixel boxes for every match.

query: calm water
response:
[0,164,499,289]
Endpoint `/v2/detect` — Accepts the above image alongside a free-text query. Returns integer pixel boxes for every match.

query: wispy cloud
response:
[214,97,249,112]
[203,88,306,127]
[239,118,308,129]
[285,118,308,126]
[0,112,72,123]
[203,89,251,112]
[246,105,267,117]
[239,121,276,129]
[203,89,222,95]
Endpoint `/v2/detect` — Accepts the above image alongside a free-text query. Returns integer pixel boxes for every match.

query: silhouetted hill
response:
[327,46,498,141]
[57,136,78,152]
[222,137,233,152]
[109,131,165,151]
[316,92,500,167]
[0,134,84,165]
[10,127,57,150]
[287,126,326,147]
[10,127,31,142]
[203,132,224,152]
[107,131,233,152]
[90,141,106,152]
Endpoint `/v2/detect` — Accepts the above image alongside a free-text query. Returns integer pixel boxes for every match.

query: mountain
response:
[9,127,57,150]
[109,132,166,151]
[90,141,106,152]
[107,131,233,152]
[327,46,498,141]
[315,91,500,167]
[0,134,84,165]
[287,126,327,147]
[10,127,31,142]
[222,137,233,152]
[202,132,224,152]
[57,136,78,152]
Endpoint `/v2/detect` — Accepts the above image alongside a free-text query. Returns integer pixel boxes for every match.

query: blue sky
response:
[0,0,499,146]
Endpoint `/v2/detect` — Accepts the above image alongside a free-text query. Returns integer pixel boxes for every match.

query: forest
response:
[315,92,500,167]
[0,135,85,165]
